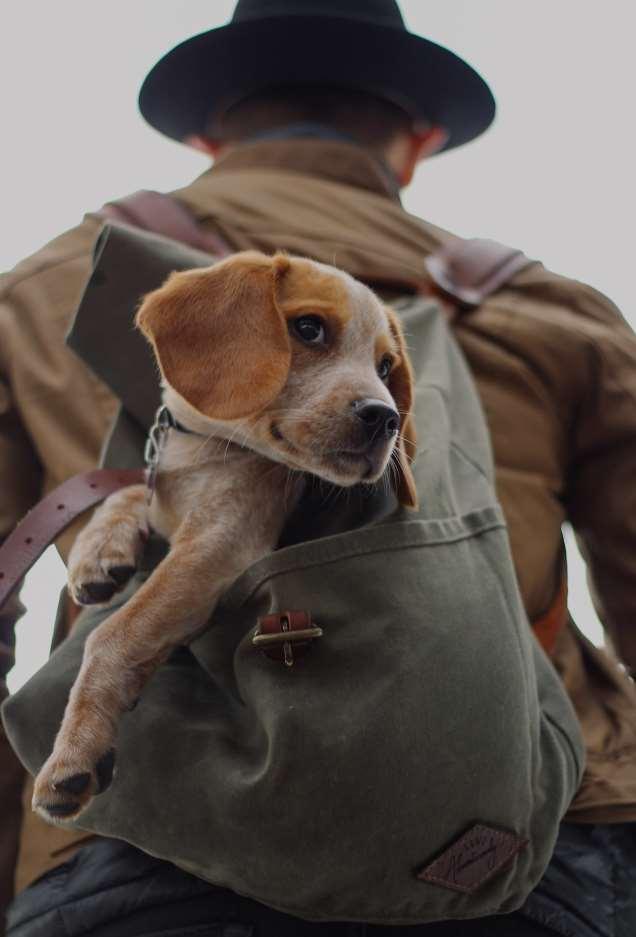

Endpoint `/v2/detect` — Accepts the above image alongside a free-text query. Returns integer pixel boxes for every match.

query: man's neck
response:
[210,134,402,202]
[173,135,445,294]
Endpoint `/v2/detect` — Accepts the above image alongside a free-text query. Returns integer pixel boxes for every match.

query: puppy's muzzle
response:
[352,398,400,446]
[339,398,401,477]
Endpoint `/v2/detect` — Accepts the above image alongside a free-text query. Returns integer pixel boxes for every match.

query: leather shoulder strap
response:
[103,194,529,309]
[425,237,532,309]
[102,195,529,310]
[0,469,145,611]
[100,190,231,258]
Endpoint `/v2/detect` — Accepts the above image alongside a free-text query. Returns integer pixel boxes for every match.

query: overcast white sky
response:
[2,1,634,689]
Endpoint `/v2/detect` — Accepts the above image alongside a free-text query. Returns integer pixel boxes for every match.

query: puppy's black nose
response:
[352,399,400,442]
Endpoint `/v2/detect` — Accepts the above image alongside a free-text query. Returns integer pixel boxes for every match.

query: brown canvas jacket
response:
[1,139,635,915]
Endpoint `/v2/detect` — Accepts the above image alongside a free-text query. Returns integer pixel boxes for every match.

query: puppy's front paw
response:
[67,483,149,606]
[32,748,116,823]
[68,527,145,606]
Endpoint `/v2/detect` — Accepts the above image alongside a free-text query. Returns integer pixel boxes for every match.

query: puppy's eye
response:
[291,315,326,345]
[377,355,393,381]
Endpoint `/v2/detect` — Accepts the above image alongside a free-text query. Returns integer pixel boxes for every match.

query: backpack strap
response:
[101,194,530,309]
[0,469,145,612]
[425,237,532,309]
[99,190,231,258]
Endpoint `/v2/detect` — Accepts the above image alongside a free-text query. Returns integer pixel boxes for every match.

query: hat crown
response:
[232,0,405,29]
[140,0,495,154]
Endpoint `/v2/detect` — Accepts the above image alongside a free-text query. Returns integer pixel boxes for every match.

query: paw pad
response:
[75,581,118,604]
[107,565,136,586]
[43,801,81,818]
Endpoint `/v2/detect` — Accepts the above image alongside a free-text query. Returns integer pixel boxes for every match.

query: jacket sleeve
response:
[0,359,44,670]
[0,374,43,548]
[564,289,636,673]
[0,332,44,931]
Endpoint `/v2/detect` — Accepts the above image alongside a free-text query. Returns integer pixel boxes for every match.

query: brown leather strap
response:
[103,194,528,310]
[100,190,231,258]
[0,469,145,611]
[425,238,531,309]
[101,195,529,312]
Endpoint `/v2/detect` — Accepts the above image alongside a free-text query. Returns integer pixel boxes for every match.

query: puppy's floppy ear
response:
[385,306,419,510]
[136,251,291,420]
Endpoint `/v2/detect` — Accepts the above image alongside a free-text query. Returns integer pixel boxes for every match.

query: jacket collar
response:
[206,138,402,202]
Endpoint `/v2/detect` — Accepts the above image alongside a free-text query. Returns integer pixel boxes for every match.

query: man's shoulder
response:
[0,213,103,301]
[502,257,631,336]
[408,215,629,337]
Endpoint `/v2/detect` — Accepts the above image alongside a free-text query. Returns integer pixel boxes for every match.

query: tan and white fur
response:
[32,251,418,821]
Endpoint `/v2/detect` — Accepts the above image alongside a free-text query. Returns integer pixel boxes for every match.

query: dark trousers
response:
[7,823,636,937]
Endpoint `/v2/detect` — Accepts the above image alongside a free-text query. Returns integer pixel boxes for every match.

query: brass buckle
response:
[252,614,323,667]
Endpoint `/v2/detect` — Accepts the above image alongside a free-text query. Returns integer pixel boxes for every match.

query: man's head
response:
[185,83,448,188]
[139,2,495,178]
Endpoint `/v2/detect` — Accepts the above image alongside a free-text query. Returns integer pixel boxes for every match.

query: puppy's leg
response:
[67,484,149,605]
[32,528,252,822]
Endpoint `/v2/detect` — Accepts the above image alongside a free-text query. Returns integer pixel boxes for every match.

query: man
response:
[1,1,636,935]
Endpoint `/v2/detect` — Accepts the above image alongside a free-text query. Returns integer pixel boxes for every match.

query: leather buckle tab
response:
[253,611,323,667]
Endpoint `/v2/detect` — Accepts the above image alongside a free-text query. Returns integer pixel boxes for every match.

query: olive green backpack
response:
[2,213,584,926]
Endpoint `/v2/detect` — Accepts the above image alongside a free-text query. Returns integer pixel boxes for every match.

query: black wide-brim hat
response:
[139,0,496,155]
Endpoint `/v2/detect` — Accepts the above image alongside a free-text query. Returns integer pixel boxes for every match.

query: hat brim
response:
[139,15,495,154]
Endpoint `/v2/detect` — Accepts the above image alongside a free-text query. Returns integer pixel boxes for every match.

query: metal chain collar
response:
[144,405,174,505]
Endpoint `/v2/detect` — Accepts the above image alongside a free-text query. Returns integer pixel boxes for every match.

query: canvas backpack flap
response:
[2,286,584,924]
[67,222,216,439]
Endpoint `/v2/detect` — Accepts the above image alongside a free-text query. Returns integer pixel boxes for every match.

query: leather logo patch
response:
[417,824,528,894]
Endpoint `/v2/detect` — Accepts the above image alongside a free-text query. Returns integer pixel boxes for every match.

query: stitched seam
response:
[238,515,506,607]
[262,509,506,573]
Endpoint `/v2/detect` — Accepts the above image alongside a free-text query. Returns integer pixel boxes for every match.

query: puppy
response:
[32,250,418,821]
